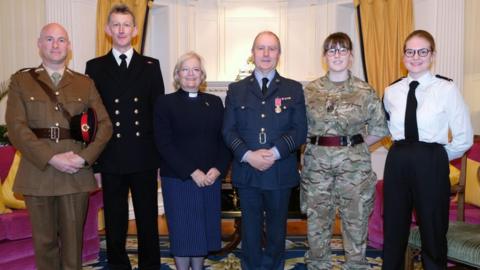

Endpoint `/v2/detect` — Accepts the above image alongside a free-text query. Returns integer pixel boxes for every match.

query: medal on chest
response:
[275,97,282,113]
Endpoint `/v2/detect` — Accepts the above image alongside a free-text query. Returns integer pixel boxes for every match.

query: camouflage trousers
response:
[300,143,377,270]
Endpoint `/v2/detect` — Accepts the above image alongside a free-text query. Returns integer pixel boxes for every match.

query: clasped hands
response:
[246,149,276,171]
[48,151,85,175]
[191,168,221,188]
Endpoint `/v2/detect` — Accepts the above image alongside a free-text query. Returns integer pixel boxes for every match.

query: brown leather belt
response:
[32,127,72,142]
[309,134,364,147]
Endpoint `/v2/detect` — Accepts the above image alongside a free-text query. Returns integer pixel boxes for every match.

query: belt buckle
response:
[340,136,352,147]
[259,128,267,145]
[50,126,60,143]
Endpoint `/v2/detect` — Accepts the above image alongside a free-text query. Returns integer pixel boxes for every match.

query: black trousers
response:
[102,170,160,270]
[382,141,450,270]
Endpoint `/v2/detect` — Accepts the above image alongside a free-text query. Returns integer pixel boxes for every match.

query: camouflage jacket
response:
[304,73,388,139]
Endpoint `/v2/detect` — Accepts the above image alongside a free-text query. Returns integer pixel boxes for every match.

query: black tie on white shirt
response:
[119,54,127,72]
[405,80,420,141]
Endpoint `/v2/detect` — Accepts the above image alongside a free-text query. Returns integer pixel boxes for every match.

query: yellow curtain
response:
[95,0,149,56]
[354,0,413,97]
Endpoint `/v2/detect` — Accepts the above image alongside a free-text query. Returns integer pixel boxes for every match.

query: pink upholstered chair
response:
[0,146,103,270]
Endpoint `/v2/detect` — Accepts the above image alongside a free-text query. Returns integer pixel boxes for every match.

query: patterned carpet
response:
[82,235,383,269]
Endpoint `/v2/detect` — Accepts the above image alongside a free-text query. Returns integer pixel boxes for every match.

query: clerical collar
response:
[188,92,198,98]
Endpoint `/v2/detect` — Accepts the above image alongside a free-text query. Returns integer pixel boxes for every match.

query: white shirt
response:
[383,72,473,160]
[112,47,134,67]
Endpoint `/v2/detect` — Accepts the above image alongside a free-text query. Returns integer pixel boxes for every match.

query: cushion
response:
[0,146,16,181]
[449,164,460,186]
[1,151,25,209]
[409,222,480,267]
[0,178,12,214]
[465,158,480,207]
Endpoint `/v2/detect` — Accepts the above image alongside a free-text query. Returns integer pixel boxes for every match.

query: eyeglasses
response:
[325,47,349,57]
[179,67,201,74]
[404,48,431,58]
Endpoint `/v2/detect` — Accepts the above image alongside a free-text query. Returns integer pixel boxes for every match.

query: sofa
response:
[0,145,103,270]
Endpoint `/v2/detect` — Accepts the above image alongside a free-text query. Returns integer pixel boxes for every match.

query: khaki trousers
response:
[25,192,89,270]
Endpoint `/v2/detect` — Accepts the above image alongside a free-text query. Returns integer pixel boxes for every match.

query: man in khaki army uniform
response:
[301,32,388,269]
[5,23,112,270]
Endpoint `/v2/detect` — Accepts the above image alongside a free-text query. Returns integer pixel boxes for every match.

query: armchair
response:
[405,142,480,269]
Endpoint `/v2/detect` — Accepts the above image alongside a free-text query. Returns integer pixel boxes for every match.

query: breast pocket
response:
[274,101,293,129]
[25,96,47,125]
[234,104,256,129]
[64,96,87,116]
[336,101,364,126]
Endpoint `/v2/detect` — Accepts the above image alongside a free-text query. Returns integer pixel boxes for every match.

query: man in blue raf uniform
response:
[223,31,307,270]
[85,4,164,270]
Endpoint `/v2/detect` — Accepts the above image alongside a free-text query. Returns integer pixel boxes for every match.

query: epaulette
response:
[389,77,405,86]
[435,74,453,81]
[66,68,88,78]
[15,67,35,74]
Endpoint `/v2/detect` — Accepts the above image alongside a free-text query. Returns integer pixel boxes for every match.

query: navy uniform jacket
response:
[223,73,307,190]
[85,50,165,174]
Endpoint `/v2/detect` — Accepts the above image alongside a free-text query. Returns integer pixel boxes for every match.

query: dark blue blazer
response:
[154,90,231,180]
[222,73,307,189]
[85,50,165,174]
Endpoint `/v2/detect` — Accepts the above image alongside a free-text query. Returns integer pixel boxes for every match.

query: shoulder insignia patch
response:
[389,77,405,86]
[16,67,34,73]
[435,74,453,81]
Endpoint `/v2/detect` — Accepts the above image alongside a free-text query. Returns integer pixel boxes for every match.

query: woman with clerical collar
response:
[153,51,231,270]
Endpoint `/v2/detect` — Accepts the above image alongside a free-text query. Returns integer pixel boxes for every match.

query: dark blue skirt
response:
[161,176,221,256]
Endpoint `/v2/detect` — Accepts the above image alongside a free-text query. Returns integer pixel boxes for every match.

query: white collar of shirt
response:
[407,71,434,88]
[112,47,134,67]
[42,65,65,77]
[254,69,276,89]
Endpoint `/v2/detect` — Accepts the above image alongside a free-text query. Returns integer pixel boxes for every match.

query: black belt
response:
[309,134,364,147]
[32,127,72,142]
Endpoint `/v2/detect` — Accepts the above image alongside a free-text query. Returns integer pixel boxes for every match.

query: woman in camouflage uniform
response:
[301,32,388,269]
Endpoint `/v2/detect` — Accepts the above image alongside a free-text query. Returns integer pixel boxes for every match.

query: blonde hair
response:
[172,51,207,90]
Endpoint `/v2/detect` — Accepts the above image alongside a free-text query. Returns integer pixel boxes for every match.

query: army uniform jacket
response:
[5,66,113,196]
[304,73,388,139]
[223,73,307,189]
[85,50,165,174]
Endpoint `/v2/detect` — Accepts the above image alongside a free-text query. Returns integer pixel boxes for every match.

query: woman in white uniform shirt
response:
[382,30,473,270]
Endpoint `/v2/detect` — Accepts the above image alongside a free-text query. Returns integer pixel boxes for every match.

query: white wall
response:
[0,0,46,124]
[464,0,480,134]
[0,0,479,135]
[143,0,364,94]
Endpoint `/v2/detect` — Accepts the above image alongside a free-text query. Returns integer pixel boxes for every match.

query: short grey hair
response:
[251,31,282,53]
[172,51,207,90]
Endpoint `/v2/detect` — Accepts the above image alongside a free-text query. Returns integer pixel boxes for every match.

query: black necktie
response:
[261,77,269,96]
[119,54,127,71]
[405,80,420,141]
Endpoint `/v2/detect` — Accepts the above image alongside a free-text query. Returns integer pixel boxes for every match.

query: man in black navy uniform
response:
[85,4,164,270]
[222,31,307,270]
